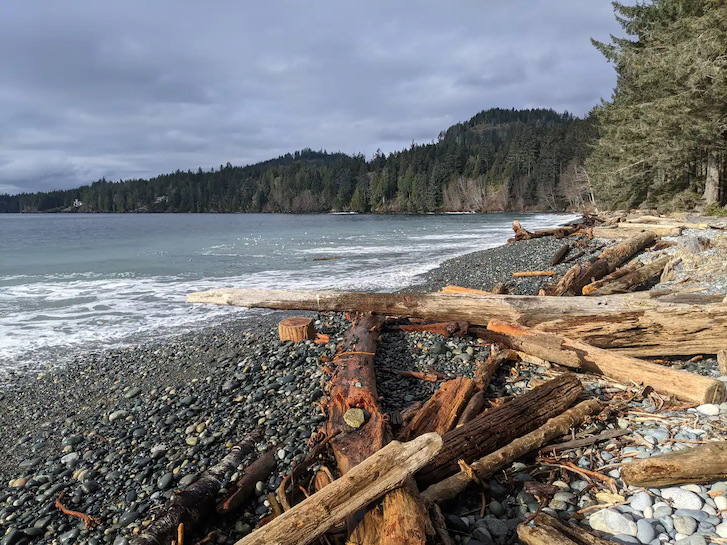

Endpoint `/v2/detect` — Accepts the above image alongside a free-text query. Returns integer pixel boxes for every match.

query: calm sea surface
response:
[0,213,577,373]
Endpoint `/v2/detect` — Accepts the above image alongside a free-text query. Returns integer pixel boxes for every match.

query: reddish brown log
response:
[415,373,583,487]
[278,317,316,342]
[217,450,276,514]
[550,244,571,266]
[398,377,476,441]
[456,391,487,426]
[474,347,509,389]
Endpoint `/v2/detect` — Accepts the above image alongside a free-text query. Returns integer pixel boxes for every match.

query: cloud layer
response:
[0,1,620,194]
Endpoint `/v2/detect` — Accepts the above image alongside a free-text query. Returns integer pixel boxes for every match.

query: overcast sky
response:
[0,1,622,195]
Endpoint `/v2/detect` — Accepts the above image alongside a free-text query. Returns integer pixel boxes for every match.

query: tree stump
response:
[278,317,315,342]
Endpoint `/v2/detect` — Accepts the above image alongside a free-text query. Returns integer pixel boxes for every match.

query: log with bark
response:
[233,433,443,545]
[415,373,583,487]
[583,255,671,296]
[398,376,475,441]
[421,399,601,503]
[186,287,727,357]
[325,313,434,544]
[217,450,276,514]
[518,513,616,545]
[620,441,727,487]
[456,391,487,426]
[133,435,259,545]
[552,231,657,295]
[550,244,571,266]
[484,320,726,404]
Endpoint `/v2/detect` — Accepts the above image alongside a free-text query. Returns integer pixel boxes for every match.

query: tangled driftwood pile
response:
[169,217,727,545]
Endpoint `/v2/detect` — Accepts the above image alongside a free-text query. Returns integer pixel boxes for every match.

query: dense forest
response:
[0,108,595,214]
[2,0,725,214]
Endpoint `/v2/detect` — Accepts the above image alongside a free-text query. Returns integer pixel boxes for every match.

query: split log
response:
[456,391,487,426]
[554,231,657,295]
[513,271,557,277]
[217,450,276,514]
[429,503,456,545]
[415,373,583,487]
[233,433,442,545]
[550,244,571,266]
[593,226,681,238]
[134,435,259,545]
[471,327,581,368]
[581,262,645,295]
[395,321,469,337]
[439,285,490,295]
[421,399,600,503]
[510,221,579,241]
[186,288,727,357]
[474,347,510,389]
[398,377,475,441]
[583,255,671,296]
[326,314,434,544]
[278,317,315,342]
[485,320,726,404]
[620,441,727,487]
[518,513,616,545]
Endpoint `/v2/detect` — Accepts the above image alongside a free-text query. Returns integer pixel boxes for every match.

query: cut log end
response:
[278,317,316,342]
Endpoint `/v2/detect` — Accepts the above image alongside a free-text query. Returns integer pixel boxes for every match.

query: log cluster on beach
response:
[179,214,727,545]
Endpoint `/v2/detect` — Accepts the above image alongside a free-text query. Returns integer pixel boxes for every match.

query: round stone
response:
[695,404,719,416]
[589,509,637,536]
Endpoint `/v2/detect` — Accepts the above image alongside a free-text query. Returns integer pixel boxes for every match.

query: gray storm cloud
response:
[0,1,620,194]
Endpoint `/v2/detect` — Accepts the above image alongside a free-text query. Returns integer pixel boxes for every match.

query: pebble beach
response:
[1,222,727,545]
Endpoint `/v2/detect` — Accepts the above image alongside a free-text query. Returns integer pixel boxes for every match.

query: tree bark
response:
[518,513,616,545]
[485,320,725,405]
[398,377,475,441]
[583,255,671,296]
[421,399,601,503]
[134,436,259,545]
[187,288,727,357]
[456,391,487,427]
[415,373,583,487]
[233,434,443,545]
[620,442,727,487]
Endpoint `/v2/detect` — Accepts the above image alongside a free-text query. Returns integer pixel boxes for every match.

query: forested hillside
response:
[0,108,596,214]
[588,0,726,211]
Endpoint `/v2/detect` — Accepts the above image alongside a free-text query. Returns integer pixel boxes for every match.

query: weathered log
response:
[563,249,586,263]
[379,480,435,544]
[550,244,571,266]
[620,442,727,487]
[581,262,645,295]
[513,271,557,277]
[278,317,315,342]
[510,221,579,241]
[134,436,258,545]
[429,503,456,545]
[217,450,276,514]
[233,434,442,545]
[456,391,487,426]
[398,377,475,441]
[440,285,491,295]
[326,314,433,544]
[556,231,657,295]
[471,326,582,368]
[421,399,600,503]
[540,429,631,454]
[584,255,671,296]
[415,373,583,487]
[186,288,727,357]
[486,320,726,404]
[593,226,681,238]
[518,513,616,545]
[718,349,727,375]
[474,347,509,389]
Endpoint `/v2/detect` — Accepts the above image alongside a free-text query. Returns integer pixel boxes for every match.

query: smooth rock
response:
[630,491,653,512]
[343,408,366,428]
[589,509,637,536]
[716,521,727,538]
[672,515,697,536]
[124,386,142,399]
[636,519,655,544]
[661,488,703,510]
[695,404,720,416]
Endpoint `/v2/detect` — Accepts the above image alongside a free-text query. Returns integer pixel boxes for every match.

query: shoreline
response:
[1,220,726,545]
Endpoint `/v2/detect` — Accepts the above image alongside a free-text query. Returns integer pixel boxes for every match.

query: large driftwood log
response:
[233,434,443,545]
[518,513,617,545]
[421,399,601,503]
[186,288,727,357]
[554,231,656,295]
[620,442,727,487]
[325,314,433,545]
[471,326,582,368]
[133,435,258,545]
[456,391,487,426]
[398,377,475,441]
[510,221,580,241]
[583,255,671,296]
[484,320,726,404]
[580,262,645,295]
[593,226,681,239]
[415,373,583,487]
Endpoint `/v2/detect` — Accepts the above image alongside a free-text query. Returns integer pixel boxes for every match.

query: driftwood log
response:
[593,226,681,239]
[518,513,616,545]
[581,262,645,295]
[398,376,475,441]
[186,288,727,357]
[233,434,443,545]
[484,320,726,404]
[550,244,571,266]
[583,255,671,296]
[217,450,276,514]
[456,391,487,426]
[510,221,580,241]
[325,314,434,544]
[415,373,583,487]
[278,317,315,342]
[133,435,259,545]
[620,442,727,487]
[421,399,601,503]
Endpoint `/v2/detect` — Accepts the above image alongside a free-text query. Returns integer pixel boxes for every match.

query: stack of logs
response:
[170,216,727,545]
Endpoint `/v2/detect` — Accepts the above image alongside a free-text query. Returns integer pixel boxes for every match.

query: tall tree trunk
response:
[704,150,721,205]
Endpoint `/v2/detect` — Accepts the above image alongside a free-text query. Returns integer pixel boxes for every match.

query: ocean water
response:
[0,212,578,374]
